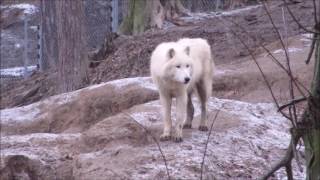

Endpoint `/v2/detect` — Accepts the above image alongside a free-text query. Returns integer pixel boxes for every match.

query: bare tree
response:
[40,0,58,70]
[55,0,89,92]
[301,25,320,180]
[119,0,189,35]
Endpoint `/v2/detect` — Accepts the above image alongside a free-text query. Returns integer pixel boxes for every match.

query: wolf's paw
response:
[172,135,183,143]
[183,123,192,129]
[198,125,208,131]
[160,134,171,141]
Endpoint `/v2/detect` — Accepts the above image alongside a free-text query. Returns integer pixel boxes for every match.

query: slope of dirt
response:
[90,0,315,83]
[0,0,316,109]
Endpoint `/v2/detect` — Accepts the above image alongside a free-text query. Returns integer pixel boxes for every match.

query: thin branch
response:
[225,18,310,98]
[278,97,307,111]
[285,163,293,180]
[124,113,171,180]
[261,141,294,180]
[312,0,318,24]
[306,33,317,64]
[282,0,320,34]
[262,1,299,126]
[261,130,301,180]
[218,17,292,121]
[200,110,220,180]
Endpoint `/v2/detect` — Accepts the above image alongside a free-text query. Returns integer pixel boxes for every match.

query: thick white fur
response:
[150,38,214,142]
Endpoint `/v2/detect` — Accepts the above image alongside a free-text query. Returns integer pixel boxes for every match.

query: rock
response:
[0,77,305,179]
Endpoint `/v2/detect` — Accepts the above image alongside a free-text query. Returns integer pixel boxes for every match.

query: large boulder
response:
[0,76,304,179]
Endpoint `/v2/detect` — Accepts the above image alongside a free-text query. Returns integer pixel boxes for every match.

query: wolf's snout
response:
[184,77,190,84]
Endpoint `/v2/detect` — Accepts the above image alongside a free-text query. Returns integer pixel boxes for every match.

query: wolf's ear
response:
[168,48,175,59]
[185,46,190,56]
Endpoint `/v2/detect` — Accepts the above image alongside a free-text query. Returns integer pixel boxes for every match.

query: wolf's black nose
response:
[184,77,190,83]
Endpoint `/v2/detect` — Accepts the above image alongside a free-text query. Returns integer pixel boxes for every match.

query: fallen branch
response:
[200,110,221,180]
[261,130,301,180]
[278,97,307,111]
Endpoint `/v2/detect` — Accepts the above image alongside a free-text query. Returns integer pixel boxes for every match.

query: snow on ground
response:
[88,77,157,91]
[273,47,303,54]
[0,103,42,124]
[181,5,261,22]
[128,97,305,179]
[0,76,306,179]
[0,3,38,15]
[0,65,37,77]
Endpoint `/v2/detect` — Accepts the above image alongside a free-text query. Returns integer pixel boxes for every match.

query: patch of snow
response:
[273,47,303,54]
[214,69,232,76]
[88,77,157,91]
[0,65,37,77]
[0,104,42,124]
[301,33,313,39]
[1,3,38,15]
[15,43,21,48]
[181,5,261,22]
[29,25,38,31]
[1,149,41,162]
[42,93,79,108]
[1,133,81,145]
[130,111,160,126]
[220,5,261,16]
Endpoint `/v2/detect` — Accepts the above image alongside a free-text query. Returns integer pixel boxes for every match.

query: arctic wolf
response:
[150,38,214,142]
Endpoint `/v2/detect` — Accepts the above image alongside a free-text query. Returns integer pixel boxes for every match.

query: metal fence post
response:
[111,0,119,32]
[216,0,221,11]
[37,24,43,72]
[23,18,29,78]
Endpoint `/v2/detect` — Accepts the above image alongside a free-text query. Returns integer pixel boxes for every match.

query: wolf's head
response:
[164,46,193,84]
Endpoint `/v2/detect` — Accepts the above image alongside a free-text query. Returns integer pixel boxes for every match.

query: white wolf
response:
[150,38,214,142]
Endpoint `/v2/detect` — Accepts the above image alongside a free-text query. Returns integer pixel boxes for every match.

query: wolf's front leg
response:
[159,93,172,141]
[183,93,194,129]
[173,93,187,142]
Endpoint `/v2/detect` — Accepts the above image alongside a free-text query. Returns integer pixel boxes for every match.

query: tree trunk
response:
[302,33,320,180]
[55,0,88,93]
[119,0,188,35]
[40,0,58,71]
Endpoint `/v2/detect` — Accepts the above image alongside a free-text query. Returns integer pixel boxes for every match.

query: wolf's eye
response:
[176,65,181,68]
[186,65,189,68]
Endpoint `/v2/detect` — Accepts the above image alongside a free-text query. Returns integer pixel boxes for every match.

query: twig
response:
[312,0,318,24]
[218,17,292,120]
[282,0,320,34]
[261,144,293,180]
[306,33,317,64]
[261,131,301,180]
[200,110,220,180]
[278,97,307,111]
[262,1,299,126]
[124,113,171,180]
[225,18,310,98]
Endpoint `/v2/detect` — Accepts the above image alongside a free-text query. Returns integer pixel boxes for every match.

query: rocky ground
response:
[0,32,315,179]
[0,0,316,109]
[0,0,317,179]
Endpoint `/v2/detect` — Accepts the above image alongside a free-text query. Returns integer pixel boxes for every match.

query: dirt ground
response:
[0,0,316,109]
